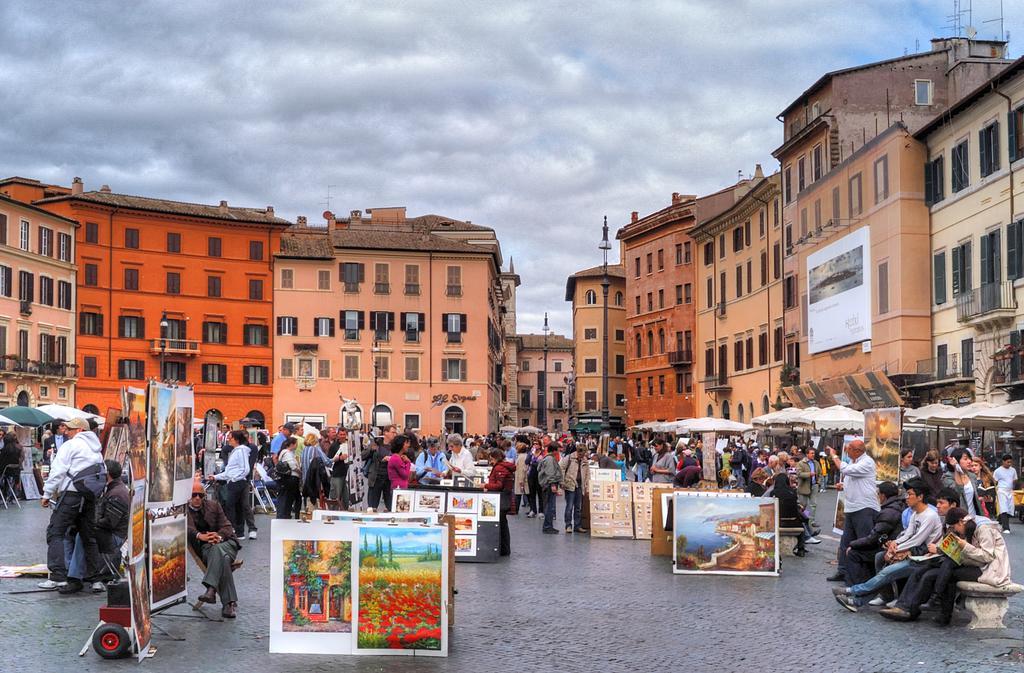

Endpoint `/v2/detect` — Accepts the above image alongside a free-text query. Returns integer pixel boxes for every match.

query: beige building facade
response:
[917,58,1024,404]
[565,263,626,431]
[516,333,573,433]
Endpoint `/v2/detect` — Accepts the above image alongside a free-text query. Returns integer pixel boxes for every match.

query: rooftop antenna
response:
[982,0,1004,42]
[321,184,337,211]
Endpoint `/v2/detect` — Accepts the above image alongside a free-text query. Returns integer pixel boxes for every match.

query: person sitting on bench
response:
[186,486,241,618]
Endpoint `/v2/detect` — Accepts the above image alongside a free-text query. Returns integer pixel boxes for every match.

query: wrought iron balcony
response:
[956,281,1016,328]
[701,373,731,392]
[446,284,463,297]
[0,358,78,379]
[668,350,693,366]
[915,354,970,383]
[149,339,201,356]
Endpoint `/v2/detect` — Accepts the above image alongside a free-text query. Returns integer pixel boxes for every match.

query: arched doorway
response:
[244,410,265,428]
[762,395,770,414]
[371,404,393,427]
[706,404,714,417]
[443,406,465,435]
[721,400,730,420]
[737,404,744,422]
[16,391,30,407]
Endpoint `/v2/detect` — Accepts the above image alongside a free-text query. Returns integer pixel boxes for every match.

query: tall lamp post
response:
[158,312,169,381]
[371,338,380,429]
[600,216,611,434]
[540,313,549,431]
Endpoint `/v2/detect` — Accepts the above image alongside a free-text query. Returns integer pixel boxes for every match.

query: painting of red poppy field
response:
[354,526,445,653]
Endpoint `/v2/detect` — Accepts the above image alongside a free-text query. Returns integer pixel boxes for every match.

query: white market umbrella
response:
[917,401,997,428]
[671,417,753,434]
[751,406,818,428]
[803,405,864,432]
[35,404,104,424]
[956,400,1024,429]
[518,425,543,434]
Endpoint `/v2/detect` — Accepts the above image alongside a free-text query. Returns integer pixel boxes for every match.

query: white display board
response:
[806,226,871,354]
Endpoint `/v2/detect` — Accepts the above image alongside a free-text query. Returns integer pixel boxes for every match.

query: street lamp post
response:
[159,312,169,381]
[372,339,380,429]
[540,312,549,431]
[600,216,611,434]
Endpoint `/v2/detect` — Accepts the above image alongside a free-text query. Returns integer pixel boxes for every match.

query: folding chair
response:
[1,466,21,509]
[251,480,276,515]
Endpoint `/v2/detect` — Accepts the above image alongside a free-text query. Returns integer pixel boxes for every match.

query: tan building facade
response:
[691,170,784,422]
[565,263,626,431]
[516,333,573,433]
[917,58,1024,404]
[272,208,508,435]
[0,193,78,407]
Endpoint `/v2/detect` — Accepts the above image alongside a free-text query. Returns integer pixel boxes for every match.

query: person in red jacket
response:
[483,448,516,556]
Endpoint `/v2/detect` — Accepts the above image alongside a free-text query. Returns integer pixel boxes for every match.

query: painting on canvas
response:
[673,493,778,576]
[478,493,500,521]
[413,492,444,513]
[446,493,477,514]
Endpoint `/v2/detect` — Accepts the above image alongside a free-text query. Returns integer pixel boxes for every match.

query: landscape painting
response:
[673,493,778,576]
[173,387,195,488]
[129,558,152,663]
[864,407,900,483]
[478,493,499,521]
[104,425,130,465]
[353,525,446,655]
[414,492,443,513]
[126,387,148,483]
[392,491,413,513]
[809,244,864,304]
[282,539,352,632]
[129,480,147,562]
[147,383,175,505]
[149,508,187,610]
[447,493,476,514]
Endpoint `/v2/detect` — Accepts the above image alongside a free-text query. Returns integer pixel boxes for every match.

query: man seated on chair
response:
[186,486,241,618]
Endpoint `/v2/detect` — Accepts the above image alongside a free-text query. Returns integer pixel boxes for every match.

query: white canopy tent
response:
[904,402,998,428]
[751,406,819,429]
[34,404,104,424]
[801,405,864,432]
[668,417,753,434]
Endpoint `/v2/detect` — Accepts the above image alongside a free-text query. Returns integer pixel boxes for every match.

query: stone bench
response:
[779,527,804,556]
[955,581,1023,629]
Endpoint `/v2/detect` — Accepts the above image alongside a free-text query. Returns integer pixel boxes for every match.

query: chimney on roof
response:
[218,200,229,214]
[631,211,638,223]
[350,210,362,223]
[324,210,336,230]
[671,192,681,204]
[754,163,764,179]
[99,184,111,193]
[297,216,307,226]
[266,206,274,217]
[72,177,83,195]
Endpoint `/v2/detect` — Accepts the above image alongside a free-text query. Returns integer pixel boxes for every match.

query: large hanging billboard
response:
[806,227,871,354]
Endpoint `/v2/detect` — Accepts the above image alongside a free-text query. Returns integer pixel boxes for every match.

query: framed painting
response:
[446,492,477,514]
[453,534,476,557]
[477,493,500,522]
[672,492,779,576]
[413,491,444,514]
[391,490,414,514]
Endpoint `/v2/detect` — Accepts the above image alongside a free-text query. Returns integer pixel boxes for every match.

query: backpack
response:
[71,462,107,498]
[275,460,292,479]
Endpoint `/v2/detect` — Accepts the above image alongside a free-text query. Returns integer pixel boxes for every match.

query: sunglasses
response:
[191,492,205,498]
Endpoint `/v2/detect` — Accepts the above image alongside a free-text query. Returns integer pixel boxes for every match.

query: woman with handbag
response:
[274,437,301,519]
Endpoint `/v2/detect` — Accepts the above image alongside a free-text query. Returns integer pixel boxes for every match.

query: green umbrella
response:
[0,406,55,427]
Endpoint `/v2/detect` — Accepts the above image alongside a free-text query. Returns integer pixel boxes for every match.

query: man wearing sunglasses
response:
[186,487,241,618]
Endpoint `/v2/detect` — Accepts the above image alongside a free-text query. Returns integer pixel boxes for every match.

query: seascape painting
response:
[673,494,778,576]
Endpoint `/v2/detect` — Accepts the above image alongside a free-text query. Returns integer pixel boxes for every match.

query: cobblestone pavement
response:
[1,491,1021,673]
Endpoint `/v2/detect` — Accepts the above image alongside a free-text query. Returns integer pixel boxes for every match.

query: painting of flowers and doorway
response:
[282,539,352,632]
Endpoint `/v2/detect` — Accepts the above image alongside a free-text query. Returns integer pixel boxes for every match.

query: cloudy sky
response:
[1,1,1020,336]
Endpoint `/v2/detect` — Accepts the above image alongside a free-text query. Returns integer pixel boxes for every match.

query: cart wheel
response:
[93,623,131,659]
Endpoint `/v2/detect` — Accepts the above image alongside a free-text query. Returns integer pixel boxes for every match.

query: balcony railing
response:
[0,358,78,378]
[374,282,390,294]
[916,354,969,383]
[700,373,731,391]
[446,285,463,297]
[149,339,202,356]
[993,355,1024,386]
[668,349,693,366]
[405,283,420,295]
[19,300,32,316]
[956,281,1016,325]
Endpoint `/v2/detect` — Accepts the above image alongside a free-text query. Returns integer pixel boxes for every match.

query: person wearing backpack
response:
[40,417,104,594]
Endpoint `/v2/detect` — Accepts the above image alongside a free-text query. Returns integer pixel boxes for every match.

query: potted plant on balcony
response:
[780,363,800,386]
[992,344,1017,361]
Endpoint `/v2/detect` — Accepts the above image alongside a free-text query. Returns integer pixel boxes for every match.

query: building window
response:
[684,283,692,304]
[118,359,145,380]
[874,155,889,203]
[340,262,365,292]
[249,279,264,300]
[244,324,269,346]
[249,240,264,261]
[980,122,1000,178]
[658,375,665,395]
[951,242,972,295]
[878,261,889,315]
[784,165,792,203]
[85,263,98,287]
[118,316,144,339]
[615,354,625,375]
[703,242,713,266]
[208,236,221,257]
[280,358,293,378]
[277,316,298,336]
[318,269,331,290]
[318,359,331,379]
[314,317,335,337]
[952,140,969,192]
[0,265,10,297]
[57,280,72,309]
[585,289,597,305]
[719,233,726,259]
[584,358,597,374]
[706,277,713,309]
[84,222,98,244]
[635,378,641,398]
[405,356,419,381]
[658,288,664,308]
[119,228,139,250]
[634,295,641,314]
[646,252,653,273]
[521,360,530,372]
[925,155,945,206]
[934,251,947,304]
[675,243,683,265]
[444,313,465,343]
[634,257,640,277]
[615,291,623,306]
[402,312,423,343]
[657,248,664,270]
[83,356,97,377]
[38,276,54,305]
[202,364,228,383]
[981,229,1000,285]
[441,358,466,381]
[914,79,933,106]
[58,232,71,261]
[584,327,597,340]
[80,312,104,336]
[342,310,363,340]
[166,272,181,294]
[162,361,186,381]
[374,263,390,294]
[684,241,692,264]
[735,265,743,298]
[404,414,421,430]
[18,270,34,304]
[848,172,863,217]
[38,226,52,256]
[812,144,822,181]
[371,311,393,341]
[404,264,419,295]
[344,355,359,379]
[207,275,222,297]
[446,266,462,296]
[243,365,268,385]
[122,267,138,291]
[166,232,181,253]
[203,321,227,344]
[280,269,293,289]
[647,292,653,311]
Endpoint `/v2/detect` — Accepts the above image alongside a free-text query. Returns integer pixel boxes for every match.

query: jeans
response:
[847,559,916,606]
[563,489,583,530]
[837,507,877,577]
[636,463,649,483]
[732,468,745,489]
[543,487,558,531]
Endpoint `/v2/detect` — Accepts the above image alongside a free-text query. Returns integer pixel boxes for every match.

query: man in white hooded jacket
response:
[40,417,104,594]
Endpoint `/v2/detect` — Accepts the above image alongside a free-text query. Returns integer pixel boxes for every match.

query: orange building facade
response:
[8,177,289,425]
[616,195,698,425]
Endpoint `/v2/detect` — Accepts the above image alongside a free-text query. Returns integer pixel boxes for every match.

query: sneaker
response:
[834,594,858,613]
[831,587,850,597]
[91,581,106,593]
[886,599,898,608]
[806,537,822,544]
[526,512,536,518]
[1003,529,1011,535]
[58,580,84,595]
[574,528,589,533]
[37,579,67,590]
[248,530,258,540]
[565,526,573,533]
[867,596,887,606]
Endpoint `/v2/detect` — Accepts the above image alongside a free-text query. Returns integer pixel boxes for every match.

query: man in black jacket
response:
[844,481,904,589]
[95,460,130,555]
